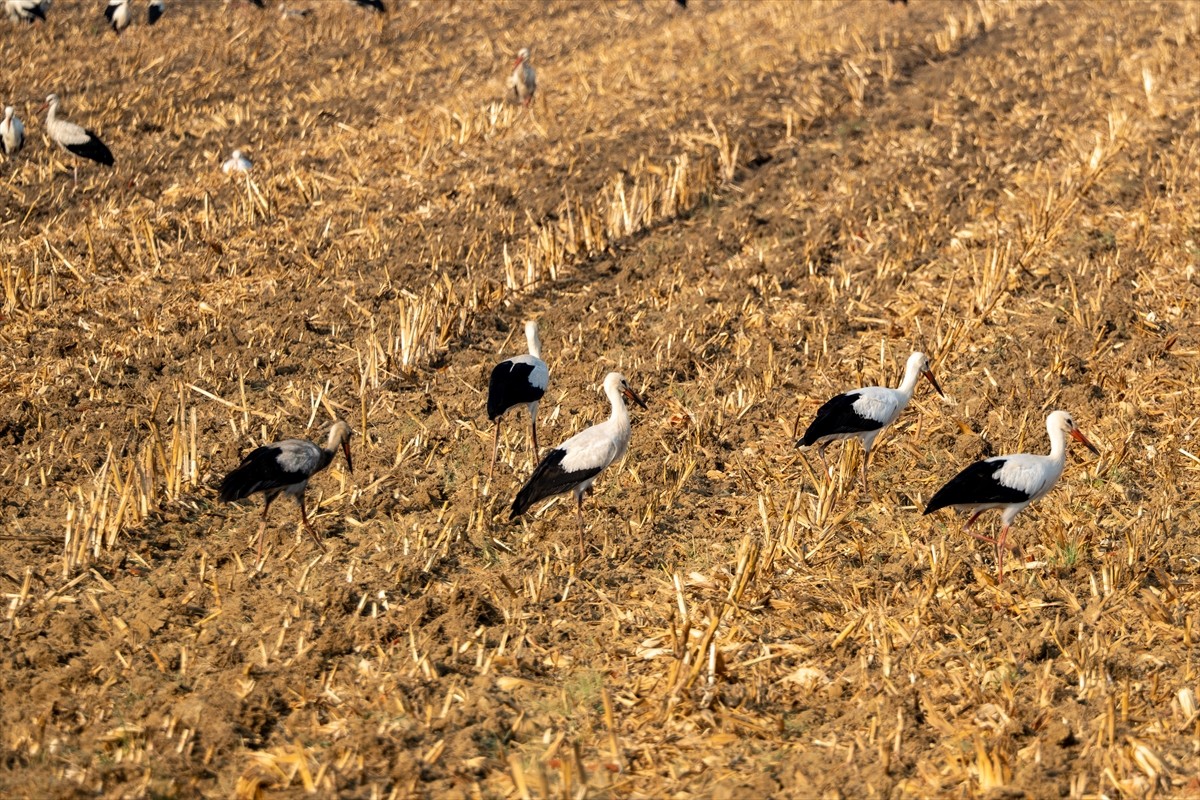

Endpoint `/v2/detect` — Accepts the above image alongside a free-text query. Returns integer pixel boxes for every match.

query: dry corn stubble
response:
[1,1,1199,798]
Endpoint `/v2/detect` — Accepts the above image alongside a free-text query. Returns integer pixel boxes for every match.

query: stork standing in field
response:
[511,372,647,556]
[1,106,24,156]
[104,0,130,32]
[43,94,114,181]
[924,410,1099,583]
[4,0,49,22]
[487,320,549,480]
[222,149,252,174]
[219,421,353,561]
[798,351,944,491]
[508,47,536,106]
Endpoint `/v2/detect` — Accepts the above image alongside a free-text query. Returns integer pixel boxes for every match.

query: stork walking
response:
[4,0,49,22]
[43,94,114,181]
[222,149,252,174]
[219,420,353,561]
[1,106,24,156]
[511,372,647,556]
[104,0,129,31]
[798,351,944,491]
[488,320,549,480]
[924,410,1099,583]
[508,47,536,106]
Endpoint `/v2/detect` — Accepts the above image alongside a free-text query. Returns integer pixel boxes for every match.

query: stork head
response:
[41,94,59,113]
[524,319,542,358]
[907,351,945,397]
[231,149,243,160]
[1049,410,1100,455]
[605,372,648,410]
[514,47,531,67]
[3,106,13,119]
[327,420,354,472]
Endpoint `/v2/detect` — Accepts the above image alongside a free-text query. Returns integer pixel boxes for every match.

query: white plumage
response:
[798,351,944,490]
[44,94,115,177]
[219,420,354,561]
[1,106,24,156]
[4,0,49,23]
[222,149,253,174]
[507,47,536,106]
[105,0,129,32]
[924,410,1100,583]
[511,372,647,556]
[487,320,549,479]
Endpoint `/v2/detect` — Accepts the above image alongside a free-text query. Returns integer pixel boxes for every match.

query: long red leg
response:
[576,495,586,558]
[995,524,1010,584]
[255,493,277,561]
[489,421,501,481]
[964,511,996,544]
[298,494,326,552]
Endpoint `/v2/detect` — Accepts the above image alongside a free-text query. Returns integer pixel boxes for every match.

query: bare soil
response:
[2,1,1199,798]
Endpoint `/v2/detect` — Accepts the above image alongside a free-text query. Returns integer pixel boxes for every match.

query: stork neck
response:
[526,328,542,360]
[1046,422,1069,462]
[606,385,629,425]
[895,361,921,398]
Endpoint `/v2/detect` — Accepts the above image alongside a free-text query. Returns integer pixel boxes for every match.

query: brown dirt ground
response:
[2,0,1200,797]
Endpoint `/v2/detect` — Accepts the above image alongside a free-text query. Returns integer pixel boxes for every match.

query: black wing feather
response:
[66,132,114,167]
[488,360,545,420]
[924,458,1030,514]
[510,449,601,518]
[799,392,881,445]
[219,445,309,502]
[148,1,164,24]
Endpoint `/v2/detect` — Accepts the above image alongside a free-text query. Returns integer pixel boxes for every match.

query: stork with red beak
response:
[924,410,1100,583]
[508,47,536,106]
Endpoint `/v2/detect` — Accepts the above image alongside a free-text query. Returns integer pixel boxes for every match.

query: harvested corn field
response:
[2,0,1200,797]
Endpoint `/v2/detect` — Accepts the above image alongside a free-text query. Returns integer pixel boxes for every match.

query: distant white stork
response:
[488,320,549,480]
[219,420,353,560]
[798,351,944,490]
[1,106,24,156]
[222,149,252,174]
[511,372,647,556]
[44,94,114,181]
[507,47,536,106]
[104,0,129,31]
[924,409,1099,583]
[4,0,49,22]
[148,0,164,24]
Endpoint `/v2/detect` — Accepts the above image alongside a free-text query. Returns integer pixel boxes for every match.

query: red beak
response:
[1070,427,1100,456]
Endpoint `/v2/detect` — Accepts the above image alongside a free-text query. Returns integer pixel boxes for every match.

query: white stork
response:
[44,94,114,181]
[924,409,1099,583]
[511,372,647,556]
[487,320,549,480]
[222,149,252,174]
[219,420,353,560]
[4,0,49,23]
[1,106,24,156]
[798,351,944,490]
[104,0,129,32]
[148,0,164,24]
[507,47,536,106]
